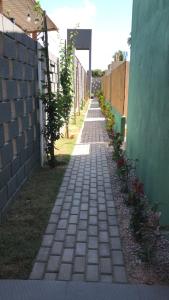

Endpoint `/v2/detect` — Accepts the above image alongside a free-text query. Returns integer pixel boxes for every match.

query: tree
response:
[113,50,125,62]
[59,39,74,138]
[92,69,105,78]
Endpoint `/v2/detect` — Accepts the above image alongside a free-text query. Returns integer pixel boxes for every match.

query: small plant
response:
[112,132,123,161]
[117,157,137,194]
[59,39,74,138]
[97,93,115,132]
[129,178,161,262]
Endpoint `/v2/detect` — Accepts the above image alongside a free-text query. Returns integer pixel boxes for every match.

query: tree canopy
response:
[92,69,105,78]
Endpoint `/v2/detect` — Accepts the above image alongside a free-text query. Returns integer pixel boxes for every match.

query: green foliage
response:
[92,69,105,78]
[110,129,160,263]
[59,38,75,138]
[39,15,64,167]
[113,50,125,62]
[98,93,115,133]
[41,92,63,166]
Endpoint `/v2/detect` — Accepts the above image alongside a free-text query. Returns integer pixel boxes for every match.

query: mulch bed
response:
[107,145,169,285]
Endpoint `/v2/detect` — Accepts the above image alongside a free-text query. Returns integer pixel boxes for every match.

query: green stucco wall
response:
[111,107,122,133]
[111,107,126,140]
[127,0,169,225]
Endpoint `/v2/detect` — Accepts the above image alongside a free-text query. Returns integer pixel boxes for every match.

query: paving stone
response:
[98,204,106,211]
[60,210,70,219]
[88,249,98,264]
[65,195,73,202]
[30,262,45,279]
[74,193,81,199]
[65,235,76,248]
[109,226,119,237]
[88,225,98,236]
[80,211,88,220]
[51,241,63,255]
[71,207,79,214]
[54,230,66,242]
[48,214,59,224]
[90,194,97,200]
[107,208,116,216]
[75,187,82,193]
[45,223,57,234]
[113,266,127,283]
[86,265,99,281]
[78,220,88,230]
[99,231,109,243]
[77,230,87,242]
[112,250,124,265]
[44,273,56,280]
[100,258,112,274]
[76,243,87,256]
[46,256,60,272]
[99,221,108,231]
[52,206,62,214]
[88,237,98,249]
[83,184,90,191]
[107,201,115,208]
[74,256,86,273]
[36,247,50,262]
[99,243,110,257]
[62,248,74,263]
[82,197,89,204]
[101,275,113,282]
[110,237,122,250]
[89,216,97,225]
[57,219,68,229]
[42,235,54,247]
[98,197,105,204]
[81,203,88,210]
[89,207,97,216]
[98,212,107,221]
[72,273,84,281]
[63,202,71,210]
[58,264,72,280]
[67,224,77,235]
[69,215,78,224]
[108,216,118,225]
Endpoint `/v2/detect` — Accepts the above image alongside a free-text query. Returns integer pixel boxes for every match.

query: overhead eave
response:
[0,0,58,33]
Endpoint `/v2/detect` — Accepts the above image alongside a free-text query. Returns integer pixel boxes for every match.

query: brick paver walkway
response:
[30,99,127,283]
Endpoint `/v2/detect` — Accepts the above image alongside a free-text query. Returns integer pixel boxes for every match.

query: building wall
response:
[0,14,40,218]
[127,0,169,225]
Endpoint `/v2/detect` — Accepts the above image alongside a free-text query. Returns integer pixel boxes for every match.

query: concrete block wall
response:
[0,14,40,217]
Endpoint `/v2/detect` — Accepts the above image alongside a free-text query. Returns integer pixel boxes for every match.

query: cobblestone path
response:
[30,99,127,283]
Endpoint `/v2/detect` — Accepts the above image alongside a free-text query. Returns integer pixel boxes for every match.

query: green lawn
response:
[0,101,88,279]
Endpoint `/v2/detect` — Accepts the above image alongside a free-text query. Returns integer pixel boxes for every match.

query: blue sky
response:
[40,0,133,70]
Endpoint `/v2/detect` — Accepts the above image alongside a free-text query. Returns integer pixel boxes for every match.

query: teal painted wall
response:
[105,100,125,136]
[127,0,169,225]
[111,106,122,133]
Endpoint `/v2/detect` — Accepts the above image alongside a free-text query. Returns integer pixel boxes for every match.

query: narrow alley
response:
[30,99,127,282]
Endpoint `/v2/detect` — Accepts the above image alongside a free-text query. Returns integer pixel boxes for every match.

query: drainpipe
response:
[37,42,44,167]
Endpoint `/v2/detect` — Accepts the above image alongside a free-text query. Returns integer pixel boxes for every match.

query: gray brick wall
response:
[0,15,40,218]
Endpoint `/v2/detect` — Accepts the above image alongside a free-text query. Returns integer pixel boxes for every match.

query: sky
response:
[40,0,133,71]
